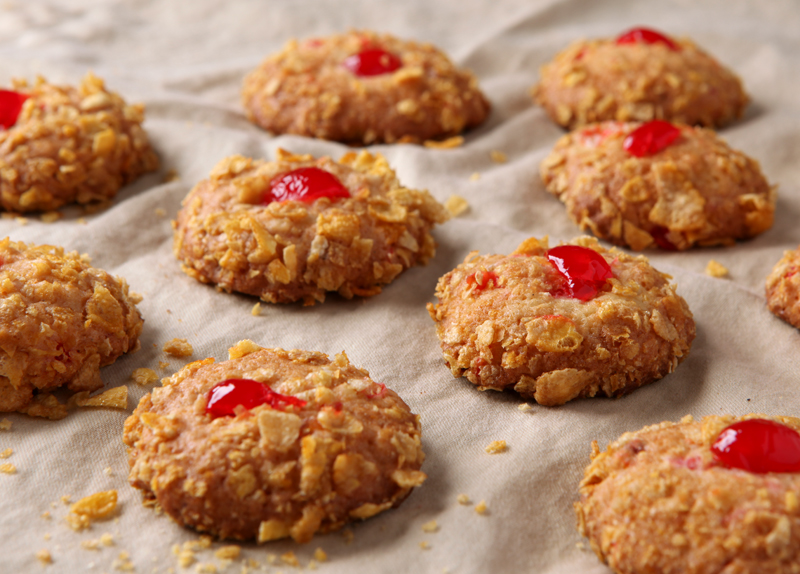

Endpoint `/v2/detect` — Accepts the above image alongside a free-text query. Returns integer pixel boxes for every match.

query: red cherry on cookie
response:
[264,167,350,204]
[623,120,682,157]
[546,245,613,301]
[343,48,402,76]
[712,418,800,473]
[0,89,29,129]
[615,27,679,51]
[206,378,307,417]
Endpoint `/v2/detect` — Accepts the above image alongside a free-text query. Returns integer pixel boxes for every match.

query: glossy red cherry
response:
[546,245,613,301]
[264,167,350,205]
[343,48,402,76]
[712,418,800,474]
[0,89,29,129]
[616,27,679,51]
[206,378,307,417]
[623,120,682,157]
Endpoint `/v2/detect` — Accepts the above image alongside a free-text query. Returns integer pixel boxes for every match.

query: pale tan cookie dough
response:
[0,239,143,418]
[242,30,490,144]
[765,245,800,329]
[577,414,800,574]
[533,34,748,129]
[173,149,449,305]
[124,340,426,543]
[540,121,775,251]
[0,73,158,212]
[427,236,695,406]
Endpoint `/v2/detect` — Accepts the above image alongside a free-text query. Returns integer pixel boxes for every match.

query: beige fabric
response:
[0,0,797,572]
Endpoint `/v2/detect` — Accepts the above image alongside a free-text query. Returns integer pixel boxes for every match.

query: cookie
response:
[576,414,800,574]
[426,236,695,406]
[540,120,775,251]
[0,238,143,418]
[174,149,450,305]
[241,30,490,144]
[533,27,748,129]
[123,340,426,543]
[765,245,800,329]
[0,73,159,212]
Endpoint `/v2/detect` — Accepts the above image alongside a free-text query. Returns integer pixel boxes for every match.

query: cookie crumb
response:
[518,403,533,412]
[75,387,128,409]
[424,136,464,149]
[163,338,193,357]
[251,302,262,316]
[155,207,167,217]
[419,541,431,550]
[195,564,217,574]
[40,211,61,223]
[101,533,114,546]
[0,418,11,430]
[177,549,195,568]
[469,172,481,182]
[489,150,507,164]
[15,216,28,226]
[705,259,729,278]
[68,490,118,529]
[163,169,180,183]
[158,361,169,370]
[41,511,51,520]
[457,494,471,505]
[61,495,71,504]
[421,520,439,533]
[131,368,158,386]
[36,549,52,565]
[313,548,327,563]
[0,462,17,474]
[112,551,134,571]
[280,551,299,567]
[444,195,469,217]
[0,448,12,458]
[342,528,354,545]
[485,440,507,454]
[474,500,488,515]
[77,217,88,225]
[81,539,101,551]
[215,546,241,560]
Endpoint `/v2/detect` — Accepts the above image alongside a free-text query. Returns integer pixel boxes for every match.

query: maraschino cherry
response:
[616,27,679,51]
[623,120,682,157]
[711,418,800,474]
[343,48,402,76]
[206,379,307,417]
[264,167,350,205]
[546,245,613,301]
[0,89,29,129]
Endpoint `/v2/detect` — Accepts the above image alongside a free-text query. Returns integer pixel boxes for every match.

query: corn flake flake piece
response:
[281,551,300,567]
[313,548,327,562]
[0,418,11,430]
[485,440,507,454]
[705,259,729,278]
[518,403,534,412]
[76,387,128,409]
[444,195,469,217]
[40,211,61,223]
[0,448,12,459]
[423,136,464,149]
[163,338,193,357]
[131,368,158,386]
[489,150,508,164]
[421,520,439,533]
[70,490,118,522]
[419,541,431,550]
[0,462,16,474]
[475,500,488,515]
[251,302,262,316]
[469,172,481,182]
[214,546,241,560]
[36,549,52,564]
[457,493,471,505]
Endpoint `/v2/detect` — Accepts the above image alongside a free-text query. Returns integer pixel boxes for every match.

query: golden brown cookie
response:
[765,245,800,329]
[540,120,775,251]
[577,414,800,574]
[123,340,426,543]
[174,149,450,305]
[0,73,159,212]
[241,30,490,144]
[533,27,748,130]
[427,236,695,406]
[0,238,143,418]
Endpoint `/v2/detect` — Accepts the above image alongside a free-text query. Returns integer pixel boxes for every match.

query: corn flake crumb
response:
[469,172,481,182]
[104,467,114,476]
[0,462,16,474]
[215,546,241,560]
[113,551,135,571]
[43,533,51,540]
[342,528,354,545]
[132,368,158,386]
[76,387,128,409]
[489,150,508,164]
[70,490,118,522]
[444,195,469,217]
[308,559,318,570]
[423,136,463,149]
[518,403,533,412]
[163,169,180,183]
[266,554,278,565]
[81,539,101,551]
[41,511,51,520]
[313,548,327,562]
[457,494,470,505]
[419,541,431,550]
[251,302,262,316]
[475,500,488,515]
[16,216,28,225]
[421,520,439,533]
[101,533,114,546]
[178,549,195,568]
[0,448,11,458]
[195,564,217,574]
[36,549,52,565]
[77,217,88,225]
[155,207,167,217]
[281,551,299,567]
[61,495,71,504]
[705,259,729,278]
[485,440,507,454]
[0,418,12,430]
[41,211,61,223]
[164,338,193,357]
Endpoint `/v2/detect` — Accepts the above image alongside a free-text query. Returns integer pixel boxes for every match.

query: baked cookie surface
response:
[426,236,695,406]
[241,30,490,144]
[123,340,426,543]
[533,27,748,130]
[577,414,800,574]
[0,73,158,212]
[540,121,775,251]
[765,245,800,329]
[174,149,449,305]
[0,238,143,418]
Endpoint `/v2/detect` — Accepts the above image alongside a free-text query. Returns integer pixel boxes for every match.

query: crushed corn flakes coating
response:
[163,338,193,357]
[132,368,159,386]
[577,414,800,574]
[0,73,158,212]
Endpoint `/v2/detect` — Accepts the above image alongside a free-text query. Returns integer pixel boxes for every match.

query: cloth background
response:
[2,0,800,572]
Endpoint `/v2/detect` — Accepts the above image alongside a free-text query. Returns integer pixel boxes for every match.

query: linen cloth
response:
[2,0,799,572]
